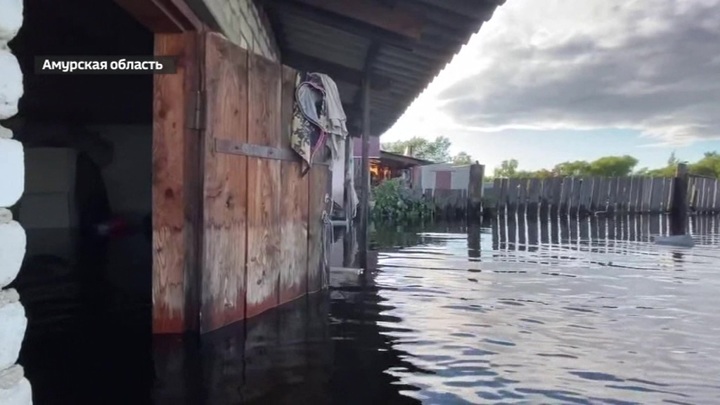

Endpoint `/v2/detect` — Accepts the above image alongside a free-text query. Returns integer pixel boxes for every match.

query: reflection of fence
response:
[490,176,720,216]
[491,214,719,252]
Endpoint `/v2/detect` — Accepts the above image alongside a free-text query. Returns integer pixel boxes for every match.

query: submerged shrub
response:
[371,178,434,223]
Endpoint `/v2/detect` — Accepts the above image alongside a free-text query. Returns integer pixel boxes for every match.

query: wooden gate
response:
[152,31,331,334]
[200,32,331,332]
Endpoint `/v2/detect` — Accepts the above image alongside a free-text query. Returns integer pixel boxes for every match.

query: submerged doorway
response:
[3,0,157,402]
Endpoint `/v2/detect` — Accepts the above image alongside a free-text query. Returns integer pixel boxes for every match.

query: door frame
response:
[114,0,206,334]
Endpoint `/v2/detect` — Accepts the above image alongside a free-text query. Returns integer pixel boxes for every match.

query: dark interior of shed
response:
[2,1,156,403]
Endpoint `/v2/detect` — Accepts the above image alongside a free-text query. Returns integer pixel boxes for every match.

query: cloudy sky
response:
[382,0,720,172]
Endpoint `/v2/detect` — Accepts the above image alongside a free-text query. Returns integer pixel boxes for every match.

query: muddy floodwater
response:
[15,215,720,404]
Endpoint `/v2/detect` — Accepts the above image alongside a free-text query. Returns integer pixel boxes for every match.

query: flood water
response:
[15,215,720,404]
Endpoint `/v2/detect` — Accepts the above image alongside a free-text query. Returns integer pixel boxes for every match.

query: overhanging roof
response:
[260,0,504,137]
[380,150,434,166]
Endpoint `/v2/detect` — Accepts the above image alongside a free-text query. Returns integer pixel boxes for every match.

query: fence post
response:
[467,163,485,222]
[669,163,689,236]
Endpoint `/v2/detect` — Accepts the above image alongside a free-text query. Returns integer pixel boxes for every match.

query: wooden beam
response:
[114,0,202,33]
[152,32,202,334]
[670,163,689,236]
[358,75,371,270]
[290,0,424,39]
[282,51,391,89]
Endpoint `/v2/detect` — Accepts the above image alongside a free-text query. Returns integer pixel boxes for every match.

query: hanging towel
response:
[313,73,348,161]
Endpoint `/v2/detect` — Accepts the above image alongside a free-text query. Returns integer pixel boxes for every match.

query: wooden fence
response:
[492,214,719,253]
[488,175,720,216]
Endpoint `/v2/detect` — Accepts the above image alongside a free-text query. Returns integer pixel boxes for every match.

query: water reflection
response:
[13,214,720,404]
[368,215,720,403]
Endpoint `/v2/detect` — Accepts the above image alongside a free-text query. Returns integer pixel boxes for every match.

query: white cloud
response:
[384,0,720,146]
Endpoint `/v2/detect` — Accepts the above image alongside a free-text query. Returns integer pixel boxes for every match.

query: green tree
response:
[452,151,473,165]
[382,136,452,163]
[690,151,720,178]
[588,155,639,176]
[553,160,592,176]
[493,159,519,178]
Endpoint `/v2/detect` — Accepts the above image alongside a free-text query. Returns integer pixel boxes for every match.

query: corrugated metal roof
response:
[263,0,504,136]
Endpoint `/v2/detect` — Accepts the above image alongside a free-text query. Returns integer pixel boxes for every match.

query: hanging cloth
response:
[312,73,348,161]
[290,72,329,175]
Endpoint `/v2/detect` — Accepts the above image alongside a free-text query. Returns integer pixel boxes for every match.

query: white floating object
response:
[652,234,695,248]
[0,365,32,405]
[0,289,27,371]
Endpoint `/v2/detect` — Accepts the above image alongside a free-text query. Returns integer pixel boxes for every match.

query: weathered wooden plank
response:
[467,164,484,220]
[641,177,652,213]
[517,179,529,215]
[499,178,509,213]
[538,179,549,218]
[278,66,309,305]
[577,177,593,213]
[152,32,201,334]
[200,32,248,332]
[702,178,711,213]
[590,177,603,212]
[687,176,696,209]
[665,178,675,212]
[569,177,582,215]
[621,177,632,212]
[649,178,663,213]
[503,179,515,214]
[628,177,638,212]
[246,52,283,319]
[492,178,502,211]
[527,178,541,217]
[657,178,665,212]
[606,177,618,213]
[713,179,720,211]
[559,177,571,214]
[307,165,330,293]
[549,177,562,215]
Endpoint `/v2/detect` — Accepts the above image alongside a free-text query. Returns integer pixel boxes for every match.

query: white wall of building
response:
[0,1,32,402]
[419,163,472,190]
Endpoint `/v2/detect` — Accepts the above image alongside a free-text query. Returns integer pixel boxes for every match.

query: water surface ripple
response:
[333,215,720,404]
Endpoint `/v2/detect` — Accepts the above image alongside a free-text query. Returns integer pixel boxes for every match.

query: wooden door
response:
[435,170,452,190]
[201,32,250,332]
[200,32,323,333]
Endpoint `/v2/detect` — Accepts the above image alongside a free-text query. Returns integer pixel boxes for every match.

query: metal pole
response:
[358,76,371,269]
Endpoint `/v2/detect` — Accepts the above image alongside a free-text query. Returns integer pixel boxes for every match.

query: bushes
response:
[371,178,434,223]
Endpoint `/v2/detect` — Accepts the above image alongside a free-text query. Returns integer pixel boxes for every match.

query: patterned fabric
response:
[289,72,332,175]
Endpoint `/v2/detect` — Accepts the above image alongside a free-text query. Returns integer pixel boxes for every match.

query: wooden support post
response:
[152,32,202,334]
[467,163,485,222]
[343,134,353,230]
[669,163,689,236]
[358,77,371,270]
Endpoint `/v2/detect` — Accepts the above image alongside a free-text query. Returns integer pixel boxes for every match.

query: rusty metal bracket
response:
[215,138,331,166]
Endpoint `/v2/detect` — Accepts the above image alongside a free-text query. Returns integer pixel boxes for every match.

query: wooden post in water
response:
[669,163,689,236]
[467,163,485,222]
[343,134,353,231]
[358,76,371,269]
